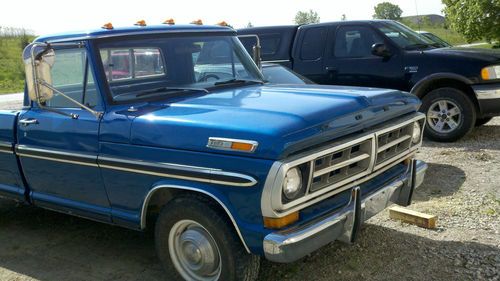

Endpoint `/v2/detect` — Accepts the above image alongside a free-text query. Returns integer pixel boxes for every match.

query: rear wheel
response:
[420,87,476,142]
[155,196,260,281]
[475,117,493,127]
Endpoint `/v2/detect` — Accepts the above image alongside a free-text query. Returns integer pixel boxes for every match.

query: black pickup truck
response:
[238,20,500,142]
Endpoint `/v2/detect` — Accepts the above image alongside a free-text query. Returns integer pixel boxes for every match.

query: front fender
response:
[410,72,474,97]
[140,180,271,255]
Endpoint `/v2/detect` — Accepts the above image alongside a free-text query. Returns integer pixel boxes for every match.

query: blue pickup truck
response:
[0,23,427,280]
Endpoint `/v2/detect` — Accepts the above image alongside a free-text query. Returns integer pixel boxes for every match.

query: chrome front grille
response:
[277,114,425,212]
[311,139,372,192]
[375,123,414,168]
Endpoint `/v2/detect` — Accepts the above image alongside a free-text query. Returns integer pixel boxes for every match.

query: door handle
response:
[19,118,38,126]
[325,66,337,72]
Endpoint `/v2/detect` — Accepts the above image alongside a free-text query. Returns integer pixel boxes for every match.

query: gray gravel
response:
[0,96,498,280]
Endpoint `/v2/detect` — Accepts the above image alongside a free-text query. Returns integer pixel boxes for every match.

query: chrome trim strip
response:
[207,137,259,153]
[15,145,98,167]
[13,145,256,187]
[98,156,257,187]
[263,59,291,63]
[140,185,251,253]
[262,113,425,218]
[0,141,13,154]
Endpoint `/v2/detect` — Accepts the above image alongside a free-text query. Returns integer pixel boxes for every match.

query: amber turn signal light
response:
[263,212,299,229]
[230,142,254,152]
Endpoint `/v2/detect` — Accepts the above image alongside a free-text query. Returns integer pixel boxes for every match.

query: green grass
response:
[419,27,471,46]
[0,36,33,94]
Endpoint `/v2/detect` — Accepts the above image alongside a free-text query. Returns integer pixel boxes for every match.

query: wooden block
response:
[389,206,437,229]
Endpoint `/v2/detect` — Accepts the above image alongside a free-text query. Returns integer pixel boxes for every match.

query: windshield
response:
[374,21,436,50]
[262,65,312,84]
[97,35,264,102]
[421,33,451,48]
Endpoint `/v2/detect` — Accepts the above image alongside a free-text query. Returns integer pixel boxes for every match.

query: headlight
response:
[412,122,421,144]
[481,65,500,80]
[282,167,303,200]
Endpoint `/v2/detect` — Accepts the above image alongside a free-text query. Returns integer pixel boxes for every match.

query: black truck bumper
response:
[473,83,500,117]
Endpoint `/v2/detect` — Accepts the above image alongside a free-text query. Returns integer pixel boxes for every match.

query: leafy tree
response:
[373,2,403,20]
[443,0,500,43]
[294,10,320,25]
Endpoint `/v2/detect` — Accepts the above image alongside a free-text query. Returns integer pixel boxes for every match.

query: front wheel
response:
[155,196,260,281]
[420,87,476,142]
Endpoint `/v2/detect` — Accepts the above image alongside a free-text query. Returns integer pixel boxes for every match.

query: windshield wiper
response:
[405,43,433,50]
[136,87,209,98]
[213,78,264,86]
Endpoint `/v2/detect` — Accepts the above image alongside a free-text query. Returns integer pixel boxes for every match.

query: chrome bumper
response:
[473,83,500,100]
[263,159,427,263]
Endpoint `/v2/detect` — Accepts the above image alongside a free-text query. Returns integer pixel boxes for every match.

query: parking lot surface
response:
[0,99,498,281]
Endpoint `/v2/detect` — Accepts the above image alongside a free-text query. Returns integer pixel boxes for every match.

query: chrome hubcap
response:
[427,100,462,133]
[169,220,221,281]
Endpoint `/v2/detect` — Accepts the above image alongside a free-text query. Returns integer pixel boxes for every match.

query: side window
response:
[260,34,281,56]
[100,48,165,82]
[334,26,384,58]
[300,27,327,60]
[45,49,99,108]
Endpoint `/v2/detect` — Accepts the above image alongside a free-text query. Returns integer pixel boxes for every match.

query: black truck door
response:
[291,26,329,83]
[323,25,404,90]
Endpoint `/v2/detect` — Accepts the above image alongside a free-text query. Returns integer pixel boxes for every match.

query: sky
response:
[0,0,445,35]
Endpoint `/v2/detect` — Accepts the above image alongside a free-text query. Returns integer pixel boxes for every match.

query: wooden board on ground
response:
[389,206,437,229]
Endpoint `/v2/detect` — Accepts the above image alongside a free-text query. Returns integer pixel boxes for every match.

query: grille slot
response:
[310,139,372,192]
[376,123,413,166]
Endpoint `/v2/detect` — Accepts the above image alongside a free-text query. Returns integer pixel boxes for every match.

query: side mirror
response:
[371,43,392,58]
[237,34,262,70]
[24,45,55,102]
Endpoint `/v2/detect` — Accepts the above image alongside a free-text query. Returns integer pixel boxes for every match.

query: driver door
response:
[17,47,111,222]
[325,25,405,90]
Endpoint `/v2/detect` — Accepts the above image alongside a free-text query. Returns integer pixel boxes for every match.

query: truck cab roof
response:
[35,24,234,43]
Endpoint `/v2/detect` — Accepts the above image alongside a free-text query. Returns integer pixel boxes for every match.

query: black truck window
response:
[334,26,383,58]
[300,27,327,60]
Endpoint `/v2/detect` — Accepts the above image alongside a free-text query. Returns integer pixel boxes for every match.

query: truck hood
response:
[423,47,500,64]
[129,84,421,160]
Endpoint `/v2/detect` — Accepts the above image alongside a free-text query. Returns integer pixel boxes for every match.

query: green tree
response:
[373,2,403,20]
[443,0,500,43]
[294,10,320,25]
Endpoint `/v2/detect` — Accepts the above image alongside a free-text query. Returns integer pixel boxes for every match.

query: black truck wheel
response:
[155,196,260,281]
[475,117,493,127]
[420,87,476,142]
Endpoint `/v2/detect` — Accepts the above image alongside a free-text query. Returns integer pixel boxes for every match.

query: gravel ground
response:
[0,97,498,280]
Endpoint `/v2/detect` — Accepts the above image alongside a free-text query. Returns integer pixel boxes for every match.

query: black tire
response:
[420,87,476,142]
[475,117,493,127]
[155,195,260,281]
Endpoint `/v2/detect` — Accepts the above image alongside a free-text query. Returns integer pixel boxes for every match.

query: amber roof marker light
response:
[217,21,229,27]
[162,18,175,25]
[190,19,203,25]
[134,20,147,27]
[101,23,114,30]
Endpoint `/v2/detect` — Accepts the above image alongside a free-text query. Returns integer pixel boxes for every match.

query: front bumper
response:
[473,83,500,116]
[263,159,427,263]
